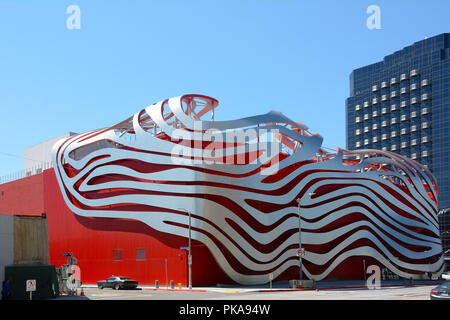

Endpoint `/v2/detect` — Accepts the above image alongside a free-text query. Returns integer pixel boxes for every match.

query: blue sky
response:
[0,0,449,176]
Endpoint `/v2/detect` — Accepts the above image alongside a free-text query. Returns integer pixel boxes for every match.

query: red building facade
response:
[0,94,444,285]
[0,170,234,285]
[0,169,388,285]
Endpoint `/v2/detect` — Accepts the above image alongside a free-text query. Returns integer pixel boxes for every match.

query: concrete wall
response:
[0,215,14,284]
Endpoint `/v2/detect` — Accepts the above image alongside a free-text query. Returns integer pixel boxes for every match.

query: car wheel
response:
[99,285,103,289]
[114,284,120,290]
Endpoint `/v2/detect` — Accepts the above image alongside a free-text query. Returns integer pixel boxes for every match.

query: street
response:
[70,284,435,300]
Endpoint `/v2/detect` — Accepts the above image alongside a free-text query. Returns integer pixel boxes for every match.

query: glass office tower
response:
[346,33,450,270]
[346,33,450,211]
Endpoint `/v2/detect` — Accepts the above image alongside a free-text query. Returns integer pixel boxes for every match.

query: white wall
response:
[23,132,77,176]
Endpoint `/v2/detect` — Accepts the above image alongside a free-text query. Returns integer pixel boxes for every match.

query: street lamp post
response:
[179,208,192,290]
[296,198,303,286]
[296,192,315,288]
[188,210,192,290]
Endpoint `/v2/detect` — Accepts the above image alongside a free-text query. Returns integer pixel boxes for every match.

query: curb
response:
[143,288,207,292]
[81,284,206,292]
[257,282,443,292]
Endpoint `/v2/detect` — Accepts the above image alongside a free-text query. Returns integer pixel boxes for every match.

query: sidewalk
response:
[81,279,445,293]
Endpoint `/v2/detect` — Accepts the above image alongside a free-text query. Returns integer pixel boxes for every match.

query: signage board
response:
[26,280,36,292]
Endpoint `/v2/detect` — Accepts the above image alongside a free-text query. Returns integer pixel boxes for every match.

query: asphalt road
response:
[74,284,435,300]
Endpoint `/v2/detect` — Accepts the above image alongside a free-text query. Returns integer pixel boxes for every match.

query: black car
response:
[430,282,450,300]
[97,276,139,290]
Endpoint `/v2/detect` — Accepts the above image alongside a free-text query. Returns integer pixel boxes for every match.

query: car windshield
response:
[438,282,450,289]
[119,277,131,280]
